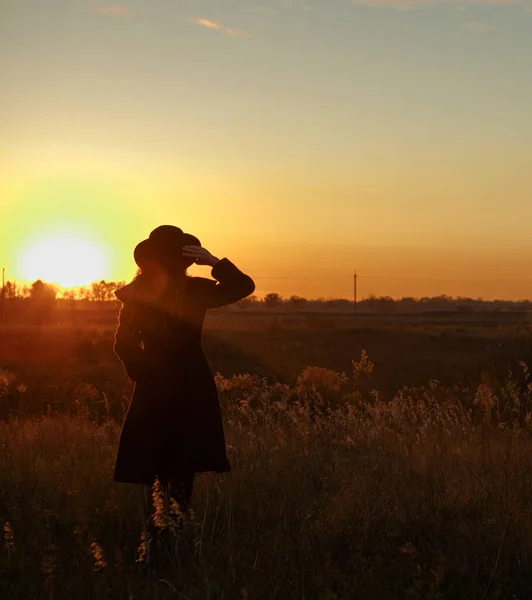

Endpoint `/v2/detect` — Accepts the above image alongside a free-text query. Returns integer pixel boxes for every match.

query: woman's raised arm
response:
[181,246,255,310]
[199,258,255,310]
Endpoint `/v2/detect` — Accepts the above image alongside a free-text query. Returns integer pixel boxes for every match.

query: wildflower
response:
[3,521,15,554]
[352,350,374,379]
[474,382,497,421]
[297,367,348,396]
[90,540,107,571]
[0,370,15,398]
[151,478,172,530]
[136,532,147,564]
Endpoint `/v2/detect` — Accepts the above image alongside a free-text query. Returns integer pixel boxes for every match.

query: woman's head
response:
[134,225,201,275]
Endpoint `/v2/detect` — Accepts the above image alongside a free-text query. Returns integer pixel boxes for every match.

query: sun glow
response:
[18,234,111,288]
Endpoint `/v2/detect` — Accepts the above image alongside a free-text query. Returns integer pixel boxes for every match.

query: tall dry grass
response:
[1,355,532,599]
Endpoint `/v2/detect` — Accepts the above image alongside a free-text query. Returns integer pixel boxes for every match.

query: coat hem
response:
[114,467,231,485]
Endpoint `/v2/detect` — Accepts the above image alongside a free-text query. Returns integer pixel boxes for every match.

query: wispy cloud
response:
[190,17,247,37]
[90,4,133,17]
[193,18,221,30]
[464,20,496,31]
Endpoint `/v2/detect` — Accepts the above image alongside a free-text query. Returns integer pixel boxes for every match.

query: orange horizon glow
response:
[2,2,532,301]
[2,172,532,301]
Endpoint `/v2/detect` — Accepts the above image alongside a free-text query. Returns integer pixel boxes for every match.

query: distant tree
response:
[235,295,258,310]
[105,281,121,301]
[365,295,377,311]
[4,281,21,300]
[377,296,395,312]
[325,298,351,311]
[264,293,282,309]
[288,295,307,310]
[88,280,121,302]
[30,280,57,303]
[62,290,76,301]
[78,286,92,302]
[60,289,77,313]
[398,297,417,312]
[28,280,57,324]
[90,281,106,302]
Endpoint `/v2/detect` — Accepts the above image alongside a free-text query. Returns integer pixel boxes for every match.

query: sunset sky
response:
[1,0,531,299]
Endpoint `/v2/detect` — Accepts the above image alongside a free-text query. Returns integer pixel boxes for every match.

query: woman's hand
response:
[182,245,220,267]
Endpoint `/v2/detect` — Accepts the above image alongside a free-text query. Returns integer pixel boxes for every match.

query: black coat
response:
[113,258,255,484]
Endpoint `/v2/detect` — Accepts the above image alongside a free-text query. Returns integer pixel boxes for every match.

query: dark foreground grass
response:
[2,365,532,599]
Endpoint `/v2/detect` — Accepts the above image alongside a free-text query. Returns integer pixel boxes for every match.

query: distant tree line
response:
[238,293,532,313]
[2,280,125,303]
[3,281,532,313]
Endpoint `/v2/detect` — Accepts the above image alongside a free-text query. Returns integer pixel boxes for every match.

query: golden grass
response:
[1,359,532,598]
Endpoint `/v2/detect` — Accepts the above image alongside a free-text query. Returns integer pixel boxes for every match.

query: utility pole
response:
[354,270,358,314]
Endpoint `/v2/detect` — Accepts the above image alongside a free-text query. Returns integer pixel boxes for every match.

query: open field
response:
[2,311,532,599]
[2,309,532,408]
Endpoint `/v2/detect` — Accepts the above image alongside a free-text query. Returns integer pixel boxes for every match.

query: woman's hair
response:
[132,265,190,321]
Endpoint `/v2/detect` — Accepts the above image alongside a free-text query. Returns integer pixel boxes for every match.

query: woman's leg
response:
[166,474,195,535]
[168,473,195,512]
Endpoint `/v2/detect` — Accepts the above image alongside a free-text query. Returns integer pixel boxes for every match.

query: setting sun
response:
[17,233,110,288]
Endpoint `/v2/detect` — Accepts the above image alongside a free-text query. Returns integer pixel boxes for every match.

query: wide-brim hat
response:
[134,225,201,270]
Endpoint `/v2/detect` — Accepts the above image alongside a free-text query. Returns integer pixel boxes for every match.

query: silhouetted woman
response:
[113,225,255,547]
